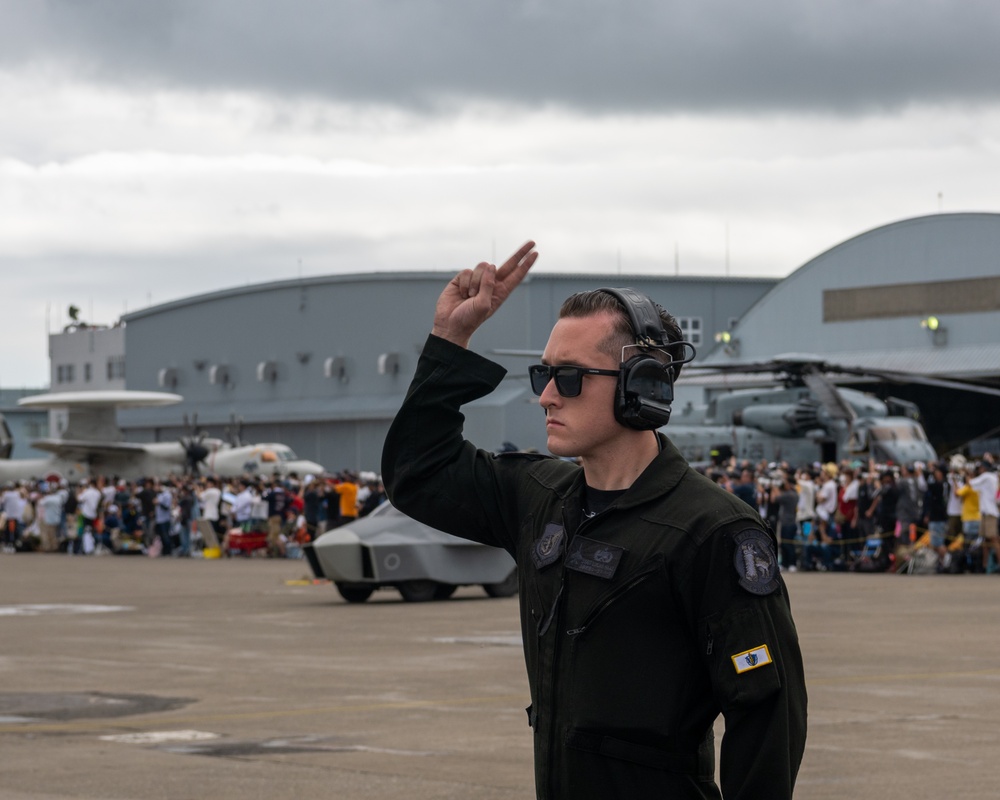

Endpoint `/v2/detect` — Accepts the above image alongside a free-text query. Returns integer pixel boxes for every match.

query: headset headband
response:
[598,287,669,350]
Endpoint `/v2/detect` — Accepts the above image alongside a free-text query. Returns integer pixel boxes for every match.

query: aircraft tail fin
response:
[0,413,13,459]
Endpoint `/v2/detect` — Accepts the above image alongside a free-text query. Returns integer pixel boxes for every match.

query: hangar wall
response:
[118,272,775,473]
[708,213,1000,367]
[694,212,1000,454]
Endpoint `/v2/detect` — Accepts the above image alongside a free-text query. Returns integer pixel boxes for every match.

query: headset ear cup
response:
[614,357,674,430]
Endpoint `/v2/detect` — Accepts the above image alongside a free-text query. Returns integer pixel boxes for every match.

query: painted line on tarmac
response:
[0,693,526,736]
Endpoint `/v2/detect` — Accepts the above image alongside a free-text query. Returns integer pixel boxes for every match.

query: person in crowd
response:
[895,463,923,545]
[136,478,157,547]
[264,478,288,554]
[1,482,25,552]
[99,503,121,553]
[359,478,387,517]
[795,468,817,557]
[953,467,982,569]
[154,479,174,556]
[772,474,801,571]
[37,483,63,552]
[731,467,757,509]
[249,480,269,532]
[968,461,1000,573]
[176,482,195,556]
[871,471,899,567]
[199,477,223,538]
[837,466,859,558]
[330,471,359,528]
[923,463,951,568]
[301,475,325,540]
[814,464,838,543]
[233,478,255,531]
[76,480,103,554]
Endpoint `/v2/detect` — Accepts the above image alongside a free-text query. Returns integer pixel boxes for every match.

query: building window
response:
[107,355,126,380]
[84,363,92,383]
[678,317,702,346]
[56,364,76,384]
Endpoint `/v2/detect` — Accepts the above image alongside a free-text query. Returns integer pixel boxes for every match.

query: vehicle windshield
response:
[868,423,929,443]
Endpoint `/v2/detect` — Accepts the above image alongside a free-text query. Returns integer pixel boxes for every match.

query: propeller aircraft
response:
[0,390,324,483]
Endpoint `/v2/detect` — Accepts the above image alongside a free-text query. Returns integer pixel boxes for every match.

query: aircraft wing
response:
[31,438,148,460]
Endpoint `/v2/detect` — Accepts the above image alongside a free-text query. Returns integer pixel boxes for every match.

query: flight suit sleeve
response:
[381,334,520,553]
[686,521,808,800]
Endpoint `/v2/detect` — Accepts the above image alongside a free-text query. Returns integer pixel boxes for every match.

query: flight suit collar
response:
[534,433,688,514]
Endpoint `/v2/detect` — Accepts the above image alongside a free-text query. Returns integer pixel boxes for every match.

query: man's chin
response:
[546,437,577,459]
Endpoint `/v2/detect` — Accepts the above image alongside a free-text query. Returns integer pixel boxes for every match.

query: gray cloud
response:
[3,0,999,113]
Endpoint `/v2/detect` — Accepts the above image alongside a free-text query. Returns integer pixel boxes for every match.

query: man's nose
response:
[538,376,561,409]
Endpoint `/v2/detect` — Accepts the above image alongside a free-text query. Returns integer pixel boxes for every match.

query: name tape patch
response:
[731,644,773,674]
[565,535,625,580]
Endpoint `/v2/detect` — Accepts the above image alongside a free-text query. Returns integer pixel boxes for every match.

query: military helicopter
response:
[667,354,1000,467]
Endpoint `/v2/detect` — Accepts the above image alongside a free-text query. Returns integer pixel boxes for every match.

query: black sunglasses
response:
[528,364,619,397]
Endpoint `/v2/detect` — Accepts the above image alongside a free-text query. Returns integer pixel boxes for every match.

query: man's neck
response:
[580,431,661,491]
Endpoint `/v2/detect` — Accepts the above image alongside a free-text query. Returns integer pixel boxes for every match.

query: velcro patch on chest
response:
[733,529,780,595]
[565,535,625,580]
[532,523,566,570]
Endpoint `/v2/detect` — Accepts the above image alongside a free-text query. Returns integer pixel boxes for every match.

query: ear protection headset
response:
[598,287,694,431]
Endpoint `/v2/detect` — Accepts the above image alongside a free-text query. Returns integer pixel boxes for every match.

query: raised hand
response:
[431,241,538,348]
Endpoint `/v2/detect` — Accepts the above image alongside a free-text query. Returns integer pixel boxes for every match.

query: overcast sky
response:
[2,0,999,387]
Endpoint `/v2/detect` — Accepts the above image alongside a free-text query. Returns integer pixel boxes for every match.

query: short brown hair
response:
[559,290,687,378]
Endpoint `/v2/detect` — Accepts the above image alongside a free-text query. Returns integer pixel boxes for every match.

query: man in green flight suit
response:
[382,241,807,799]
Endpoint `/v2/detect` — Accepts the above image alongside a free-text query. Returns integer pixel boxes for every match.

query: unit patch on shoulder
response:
[731,644,773,674]
[732,529,780,596]
[532,523,566,570]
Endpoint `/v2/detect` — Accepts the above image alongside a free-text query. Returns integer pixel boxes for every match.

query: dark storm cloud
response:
[2,0,999,112]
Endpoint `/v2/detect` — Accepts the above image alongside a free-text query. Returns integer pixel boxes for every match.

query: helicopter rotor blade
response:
[825,365,1000,399]
[800,369,856,423]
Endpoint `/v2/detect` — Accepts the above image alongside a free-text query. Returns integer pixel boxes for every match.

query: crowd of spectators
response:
[0,470,386,559]
[3,452,998,574]
[701,452,1000,574]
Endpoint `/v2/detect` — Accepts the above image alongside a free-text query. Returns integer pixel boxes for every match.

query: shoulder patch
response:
[732,529,780,596]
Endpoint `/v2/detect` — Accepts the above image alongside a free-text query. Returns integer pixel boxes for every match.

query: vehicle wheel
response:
[483,569,518,598]
[336,584,374,604]
[433,583,457,600]
[397,580,439,603]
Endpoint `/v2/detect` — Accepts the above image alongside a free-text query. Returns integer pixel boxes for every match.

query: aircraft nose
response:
[293,459,326,475]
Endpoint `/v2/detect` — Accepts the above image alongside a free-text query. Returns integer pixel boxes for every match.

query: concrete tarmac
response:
[1,554,999,799]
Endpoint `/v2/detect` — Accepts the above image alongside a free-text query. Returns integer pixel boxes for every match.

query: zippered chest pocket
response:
[565,555,665,640]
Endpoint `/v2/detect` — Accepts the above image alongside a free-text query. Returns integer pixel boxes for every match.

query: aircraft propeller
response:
[179,413,210,476]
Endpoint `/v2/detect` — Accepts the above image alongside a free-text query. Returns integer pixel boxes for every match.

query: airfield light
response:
[714,330,740,356]
[920,316,947,346]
